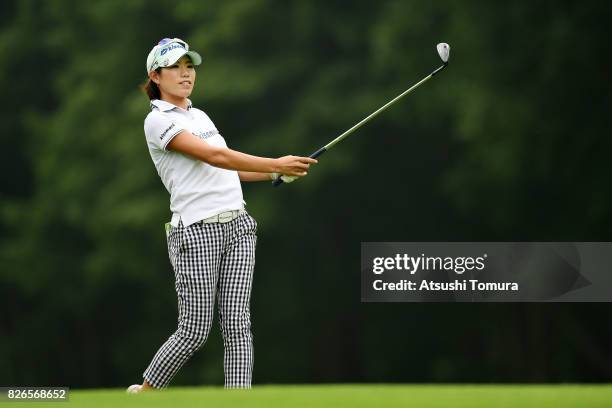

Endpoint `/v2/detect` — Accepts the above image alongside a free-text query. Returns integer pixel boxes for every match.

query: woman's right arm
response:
[166,130,317,176]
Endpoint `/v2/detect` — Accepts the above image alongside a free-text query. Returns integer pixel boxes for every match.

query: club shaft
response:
[272,63,447,187]
[323,65,444,150]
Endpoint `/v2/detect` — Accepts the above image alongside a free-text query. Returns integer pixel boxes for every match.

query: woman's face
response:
[151,55,196,100]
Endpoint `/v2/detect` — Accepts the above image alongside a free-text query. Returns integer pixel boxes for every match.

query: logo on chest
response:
[193,129,220,140]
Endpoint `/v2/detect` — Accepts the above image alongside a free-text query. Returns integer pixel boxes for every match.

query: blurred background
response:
[1,0,610,388]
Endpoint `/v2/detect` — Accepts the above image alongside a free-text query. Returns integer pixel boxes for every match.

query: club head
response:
[436,43,450,64]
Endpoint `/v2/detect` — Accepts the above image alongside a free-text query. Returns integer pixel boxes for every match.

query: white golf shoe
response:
[126,384,144,394]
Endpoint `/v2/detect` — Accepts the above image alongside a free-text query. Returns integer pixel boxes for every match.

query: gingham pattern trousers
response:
[143,212,257,389]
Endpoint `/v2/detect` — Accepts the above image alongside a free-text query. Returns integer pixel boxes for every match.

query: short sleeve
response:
[144,111,185,151]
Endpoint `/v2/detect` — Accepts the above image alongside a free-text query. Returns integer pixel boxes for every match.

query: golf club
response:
[273,42,451,187]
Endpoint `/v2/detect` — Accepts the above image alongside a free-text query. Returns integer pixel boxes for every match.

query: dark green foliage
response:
[1,1,610,387]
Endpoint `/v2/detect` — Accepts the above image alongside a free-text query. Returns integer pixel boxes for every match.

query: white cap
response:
[146,38,202,73]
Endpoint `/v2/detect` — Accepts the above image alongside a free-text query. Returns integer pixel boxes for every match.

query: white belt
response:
[200,209,244,224]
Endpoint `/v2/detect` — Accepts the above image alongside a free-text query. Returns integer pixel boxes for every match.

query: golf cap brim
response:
[159,48,202,68]
[146,38,202,73]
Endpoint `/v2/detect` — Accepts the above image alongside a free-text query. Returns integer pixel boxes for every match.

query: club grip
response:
[309,147,327,159]
[272,147,327,187]
[272,176,285,187]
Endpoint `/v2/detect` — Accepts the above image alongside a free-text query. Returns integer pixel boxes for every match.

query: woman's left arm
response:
[238,171,273,182]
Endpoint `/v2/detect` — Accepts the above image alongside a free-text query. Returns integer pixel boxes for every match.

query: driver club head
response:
[436,43,450,64]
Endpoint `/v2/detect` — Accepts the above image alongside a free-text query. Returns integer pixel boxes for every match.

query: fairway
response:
[8,384,612,408]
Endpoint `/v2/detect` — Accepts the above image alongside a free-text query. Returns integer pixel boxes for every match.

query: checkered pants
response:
[143,212,257,389]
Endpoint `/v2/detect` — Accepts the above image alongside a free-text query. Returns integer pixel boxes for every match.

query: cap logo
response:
[160,43,185,56]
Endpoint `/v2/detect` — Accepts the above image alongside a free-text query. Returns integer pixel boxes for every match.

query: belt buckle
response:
[218,211,235,223]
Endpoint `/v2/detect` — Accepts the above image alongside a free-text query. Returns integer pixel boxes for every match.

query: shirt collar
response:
[150,99,192,112]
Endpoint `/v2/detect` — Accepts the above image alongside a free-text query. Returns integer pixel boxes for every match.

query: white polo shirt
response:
[144,99,244,227]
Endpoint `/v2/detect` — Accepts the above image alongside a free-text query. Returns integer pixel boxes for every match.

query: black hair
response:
[142,68,162,100]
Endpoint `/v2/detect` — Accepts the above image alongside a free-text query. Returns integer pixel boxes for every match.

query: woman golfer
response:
[127,38,316,392]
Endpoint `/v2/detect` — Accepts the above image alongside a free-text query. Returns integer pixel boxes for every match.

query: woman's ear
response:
[149,70,160,85]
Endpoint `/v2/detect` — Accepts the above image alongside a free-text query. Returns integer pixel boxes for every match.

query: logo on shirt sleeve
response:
[160,123,176,140]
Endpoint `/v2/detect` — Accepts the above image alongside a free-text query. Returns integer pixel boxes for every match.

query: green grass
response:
[9,384,612,408]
